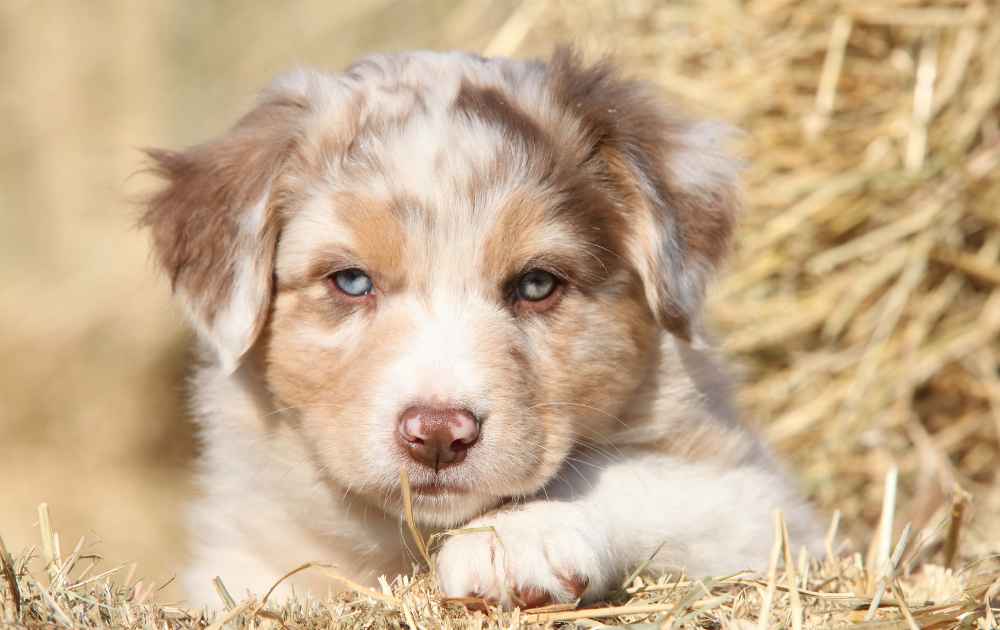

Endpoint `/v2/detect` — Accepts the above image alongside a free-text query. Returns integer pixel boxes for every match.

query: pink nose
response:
[397,406,480,471]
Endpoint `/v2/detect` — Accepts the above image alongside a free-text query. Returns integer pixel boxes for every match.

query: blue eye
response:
[516,269,558,302]
[331,268,374,297]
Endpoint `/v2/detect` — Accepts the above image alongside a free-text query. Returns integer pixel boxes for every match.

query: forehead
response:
[276,56,620,286]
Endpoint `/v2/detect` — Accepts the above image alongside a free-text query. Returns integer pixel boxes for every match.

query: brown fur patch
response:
[454,77,630,290]
[481,193,613,295]
[453,80,549,152]
[142,92,309,328]
[325,192,408,291]
[544,47,738,338]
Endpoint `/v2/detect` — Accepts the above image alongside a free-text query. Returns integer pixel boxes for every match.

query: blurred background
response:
[1,0,997,602]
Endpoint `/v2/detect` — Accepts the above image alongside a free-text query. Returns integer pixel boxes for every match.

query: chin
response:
[409,491,499,528]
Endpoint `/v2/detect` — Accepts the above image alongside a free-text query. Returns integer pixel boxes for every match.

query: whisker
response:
[530,401,632,431]
[571,437,624,460]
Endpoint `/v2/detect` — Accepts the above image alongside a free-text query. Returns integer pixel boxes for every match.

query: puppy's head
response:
[143,49,740,526]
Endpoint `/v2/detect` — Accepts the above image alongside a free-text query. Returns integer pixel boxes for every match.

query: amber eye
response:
[331,268,374,297]
[515,269,559,302]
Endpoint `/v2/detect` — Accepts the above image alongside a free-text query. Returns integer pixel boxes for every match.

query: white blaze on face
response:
[373,291,497,425]
[366,116,538,420]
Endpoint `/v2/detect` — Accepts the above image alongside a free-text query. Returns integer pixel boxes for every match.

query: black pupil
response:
[335,269,372,296]
[518,271,555,301]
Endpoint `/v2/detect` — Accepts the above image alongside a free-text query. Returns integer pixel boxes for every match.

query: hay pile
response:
[3,0,999,627]
[2,498,999,628]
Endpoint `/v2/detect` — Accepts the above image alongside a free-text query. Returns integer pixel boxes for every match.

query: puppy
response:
[143,49,821,608]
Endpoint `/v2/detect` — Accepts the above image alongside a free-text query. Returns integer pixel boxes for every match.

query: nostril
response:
[398,411,424,444]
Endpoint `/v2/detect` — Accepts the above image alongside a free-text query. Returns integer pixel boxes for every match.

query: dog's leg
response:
[436,452,820,607]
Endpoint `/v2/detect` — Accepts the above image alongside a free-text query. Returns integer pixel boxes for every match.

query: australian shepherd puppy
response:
[143,48,821,608]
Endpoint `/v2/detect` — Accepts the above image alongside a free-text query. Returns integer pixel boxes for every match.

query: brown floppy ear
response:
[142,85,309,372]
[548,50,741,342]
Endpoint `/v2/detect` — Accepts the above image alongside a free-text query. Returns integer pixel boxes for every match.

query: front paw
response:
[436,503,612,608]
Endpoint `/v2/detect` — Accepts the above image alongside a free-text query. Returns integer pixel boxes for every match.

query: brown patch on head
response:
[482,196,588,286]
[475,149,630,304]
[328,192,409,289]
[480,192,614,296]
[452,76,629,252]
[453,80,549,153]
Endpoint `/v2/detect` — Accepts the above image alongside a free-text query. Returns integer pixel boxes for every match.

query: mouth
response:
[410,482,468,497]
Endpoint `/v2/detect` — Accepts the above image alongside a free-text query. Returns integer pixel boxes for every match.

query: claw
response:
[557,573,590,600]
[514,585,553,609]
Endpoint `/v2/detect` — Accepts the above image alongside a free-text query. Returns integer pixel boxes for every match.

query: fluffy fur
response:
[143,49,821,608]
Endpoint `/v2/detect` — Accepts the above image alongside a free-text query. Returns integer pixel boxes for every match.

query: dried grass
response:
[2,491,998,628]
[3,0,999,627]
